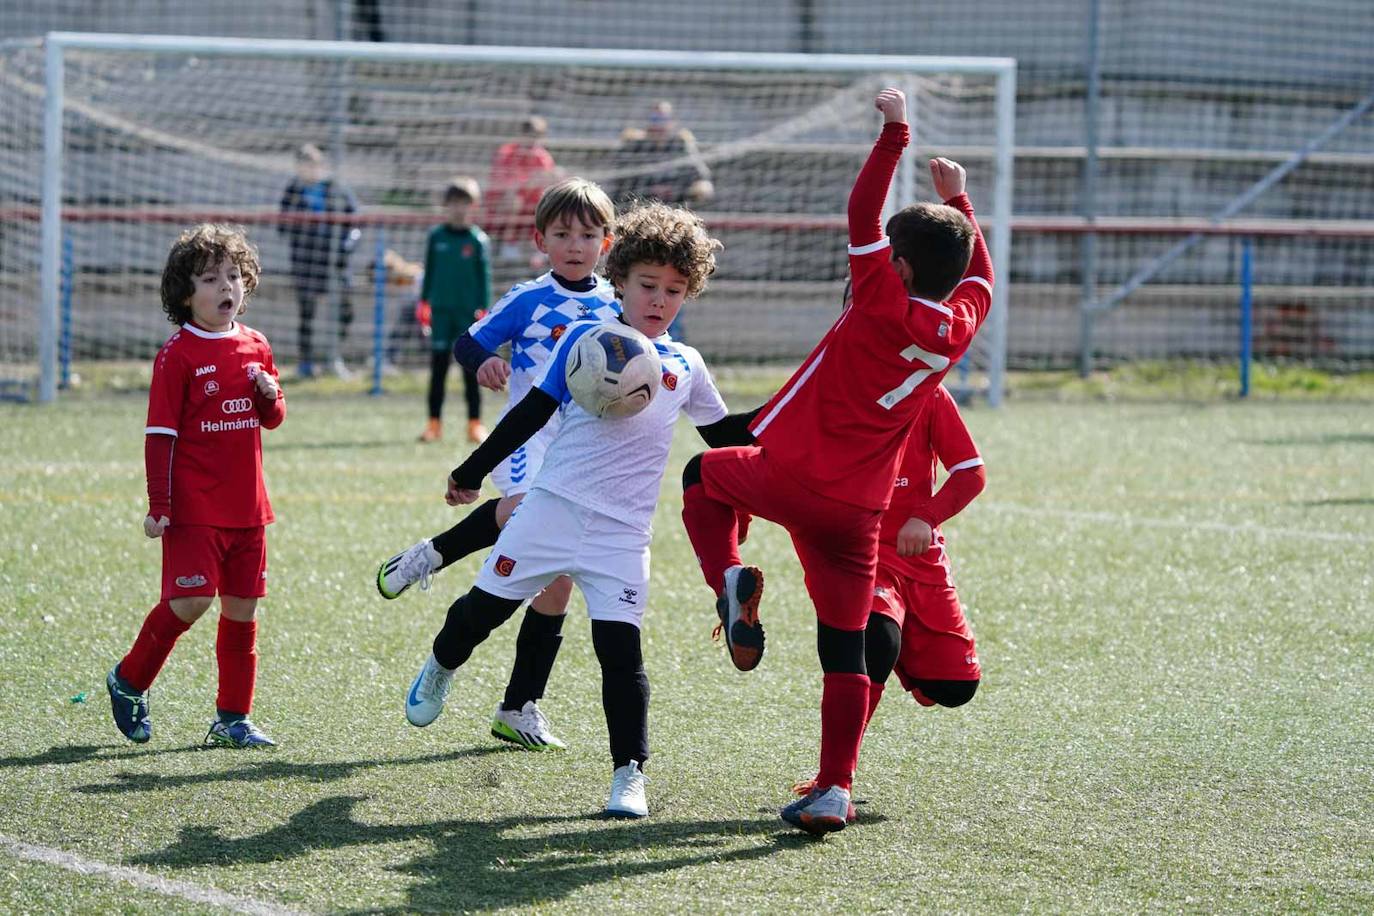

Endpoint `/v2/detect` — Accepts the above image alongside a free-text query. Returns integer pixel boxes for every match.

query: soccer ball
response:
[565,323,662,419]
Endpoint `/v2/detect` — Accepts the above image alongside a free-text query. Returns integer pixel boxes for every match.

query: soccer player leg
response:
[494,575,572,752]
[780,512,878,834]
[577,524,652,818]
[893,581,981,709]
[863,570,908,731]
[683,447,768,669]
[206,527,274,747]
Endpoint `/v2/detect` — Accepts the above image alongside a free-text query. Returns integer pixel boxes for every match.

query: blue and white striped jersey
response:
[468,272,621,409]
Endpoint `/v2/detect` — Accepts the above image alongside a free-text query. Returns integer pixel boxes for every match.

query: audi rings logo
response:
[221,397,254,415]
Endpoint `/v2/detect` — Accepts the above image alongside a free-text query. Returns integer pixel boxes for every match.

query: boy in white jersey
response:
[377,179,619,750]
[403,203,757,818]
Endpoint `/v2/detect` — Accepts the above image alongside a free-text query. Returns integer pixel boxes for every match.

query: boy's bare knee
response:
[168,596,214,622]
[219,596,259,622]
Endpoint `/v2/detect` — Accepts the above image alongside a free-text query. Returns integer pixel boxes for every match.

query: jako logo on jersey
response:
[222,398,253,415]
[204,380,220,396]
[175,574,207,588]
[618,588,638,604]
[194,364,216,377]
[661,372,678,391]
[494,555,517,577]
[550,324,566,341]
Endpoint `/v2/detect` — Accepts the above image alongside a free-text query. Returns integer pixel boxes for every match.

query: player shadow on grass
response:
[70,747,507,795]
[0,742,208,769]
[129,793,804,911]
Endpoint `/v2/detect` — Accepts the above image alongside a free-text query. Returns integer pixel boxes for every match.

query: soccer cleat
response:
[405,653,454,727]
[605,761,649,818]
[377,538,442,599]
[418,418,442,442]
[780,785,852,835]
[204,717,276,748]
[467,419,488,444]
[105,665,151,744]
[714,564,765,671]
[791,778,857,823]
[491,701,567,751]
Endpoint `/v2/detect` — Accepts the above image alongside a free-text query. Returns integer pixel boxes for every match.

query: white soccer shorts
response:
[474,488,650,627]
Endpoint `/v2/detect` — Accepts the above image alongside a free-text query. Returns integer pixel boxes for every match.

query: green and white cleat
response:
[491,701,566,751]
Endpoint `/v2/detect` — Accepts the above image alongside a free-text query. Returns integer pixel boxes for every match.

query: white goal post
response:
[28,32,1014,403]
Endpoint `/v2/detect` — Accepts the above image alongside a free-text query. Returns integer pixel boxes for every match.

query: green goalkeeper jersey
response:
[421,223,492,348]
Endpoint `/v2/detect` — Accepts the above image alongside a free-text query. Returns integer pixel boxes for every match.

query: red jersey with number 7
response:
[748,121,993,510]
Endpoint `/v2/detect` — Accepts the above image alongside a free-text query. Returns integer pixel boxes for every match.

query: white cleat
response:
[490,701,567,751]
[405,653,454,727]
[377,539,443,599]
[605,761,649,818]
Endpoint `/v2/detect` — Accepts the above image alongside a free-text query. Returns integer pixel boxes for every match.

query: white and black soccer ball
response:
[564,322,662,419]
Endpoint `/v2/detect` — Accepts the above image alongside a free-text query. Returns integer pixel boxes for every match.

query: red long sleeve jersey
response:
[879,385,984,586]
[749,121,993,510]
[145,322,283,527]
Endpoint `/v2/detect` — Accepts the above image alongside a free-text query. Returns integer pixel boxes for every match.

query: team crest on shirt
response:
[550,324,566,340]
[938,322,949,338]
[494,555,517,577]
[661,371,678,391]
[204,380,220,396]
[461,244,474,258]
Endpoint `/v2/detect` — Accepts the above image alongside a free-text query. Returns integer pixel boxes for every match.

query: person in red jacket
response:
[106,224,286,749]
[680,87,995,833]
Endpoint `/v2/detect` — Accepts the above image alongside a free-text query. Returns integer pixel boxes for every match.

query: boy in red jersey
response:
[106,224,286,749]
[793,383,986,819]
[679,87,994,833]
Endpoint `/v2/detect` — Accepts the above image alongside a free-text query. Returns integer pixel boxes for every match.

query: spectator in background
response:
[278,144,361,378]
[609,100,714,210]
[609,101,715,340]
[488,116,561,264]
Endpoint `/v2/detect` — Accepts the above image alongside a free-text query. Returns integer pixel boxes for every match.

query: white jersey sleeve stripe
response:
[145,426,178,437]
[911,297,954,318]
[956,276,993,294]
[946,456,984,473]
[751,345,828,436]
[848,237,891,256]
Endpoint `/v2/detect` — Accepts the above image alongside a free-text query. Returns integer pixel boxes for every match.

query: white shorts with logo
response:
[490,414,558,497]
[474,488,650,627]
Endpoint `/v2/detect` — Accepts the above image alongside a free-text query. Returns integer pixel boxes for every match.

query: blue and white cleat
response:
[205,716,276,748]
[106,665,151,744]
[406,653,454,727]
[715,565,765,671]
[780,785,852,835]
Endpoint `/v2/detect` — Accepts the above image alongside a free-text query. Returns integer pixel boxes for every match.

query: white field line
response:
[0,834,307,916]
[979,501,1374,545]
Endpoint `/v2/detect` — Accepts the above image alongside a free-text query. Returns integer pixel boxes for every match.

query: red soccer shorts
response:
[869,566,981,695]
[161,525,268,600]
[701,446,881,631]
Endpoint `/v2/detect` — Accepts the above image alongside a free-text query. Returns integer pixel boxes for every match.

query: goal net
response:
[1,34,1013,403]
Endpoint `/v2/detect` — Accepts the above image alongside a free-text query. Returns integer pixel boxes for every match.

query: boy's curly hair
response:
[160,224,261,325]
[604,202,722,299]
